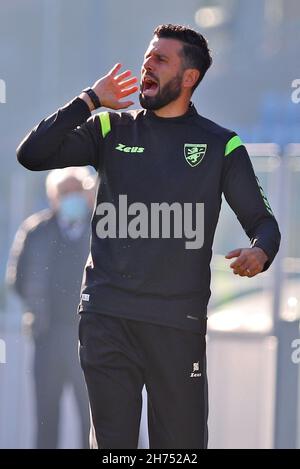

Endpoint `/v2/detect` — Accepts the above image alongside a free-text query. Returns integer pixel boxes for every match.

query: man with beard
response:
[17,24,280,449]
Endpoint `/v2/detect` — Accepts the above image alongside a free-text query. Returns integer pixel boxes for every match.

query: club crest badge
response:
[184,144,207,167]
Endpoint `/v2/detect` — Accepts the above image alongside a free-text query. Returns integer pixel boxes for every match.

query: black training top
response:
[17,97,281,333]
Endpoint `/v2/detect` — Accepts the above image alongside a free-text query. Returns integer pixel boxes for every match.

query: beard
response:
[139,71,183,110]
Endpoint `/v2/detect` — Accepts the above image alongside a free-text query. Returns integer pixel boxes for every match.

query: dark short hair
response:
[153,24,212,92]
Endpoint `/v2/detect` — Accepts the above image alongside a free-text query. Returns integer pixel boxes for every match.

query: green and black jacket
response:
[17,98,281,333]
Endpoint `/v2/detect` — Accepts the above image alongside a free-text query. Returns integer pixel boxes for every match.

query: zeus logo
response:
[116,143,144,153]
[291,79,300,104]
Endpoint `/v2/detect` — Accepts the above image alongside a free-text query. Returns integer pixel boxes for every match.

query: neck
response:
[152,95,191,118]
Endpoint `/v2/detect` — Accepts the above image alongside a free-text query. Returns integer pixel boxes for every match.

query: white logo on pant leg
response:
[82,294,90,301]
[190,361,202,378]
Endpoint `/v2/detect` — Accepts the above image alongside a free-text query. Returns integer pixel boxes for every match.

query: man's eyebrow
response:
[144,51,169,60]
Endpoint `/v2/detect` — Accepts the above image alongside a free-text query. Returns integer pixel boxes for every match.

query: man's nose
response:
[144,56,154,72]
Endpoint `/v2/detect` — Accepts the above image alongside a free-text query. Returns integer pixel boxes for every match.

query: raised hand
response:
[88,63,138,110]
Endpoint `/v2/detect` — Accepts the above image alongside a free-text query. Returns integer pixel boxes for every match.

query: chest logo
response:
[184,144,207,167]
[116,143,144,153]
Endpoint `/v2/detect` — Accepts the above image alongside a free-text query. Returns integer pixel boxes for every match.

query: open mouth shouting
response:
[141,75,159,97]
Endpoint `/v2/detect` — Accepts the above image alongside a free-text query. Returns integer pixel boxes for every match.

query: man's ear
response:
[183,69,200,90]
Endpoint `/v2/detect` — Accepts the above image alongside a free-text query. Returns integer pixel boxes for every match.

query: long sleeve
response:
[221,142,281,271]
[6,221,28,299]
[6,213,52,314]
[17,97,101,171]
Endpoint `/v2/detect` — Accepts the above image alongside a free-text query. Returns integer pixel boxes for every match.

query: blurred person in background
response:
[6,167,96,449]
[16,24,280,449]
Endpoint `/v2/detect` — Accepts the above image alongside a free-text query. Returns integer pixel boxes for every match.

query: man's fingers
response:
[246,268,257,278]
[115,100,135,109]
[231,257,248,270]
[230,260,248,273]
[119,86,139,98]
[234,262,262,277]
[109,63,122,77]
[119,77,138,89]
[237,267,259,278]
[225,249,242,259]
[115,70,133,83]
[235,267,251,277]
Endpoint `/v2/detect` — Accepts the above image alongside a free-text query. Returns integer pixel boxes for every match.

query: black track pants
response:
[79,311,208,449]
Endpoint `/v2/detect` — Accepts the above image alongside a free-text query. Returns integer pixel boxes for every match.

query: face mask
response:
[58,193,88,223]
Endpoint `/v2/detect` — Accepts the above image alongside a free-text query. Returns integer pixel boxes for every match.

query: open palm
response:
[92,63,138,110]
